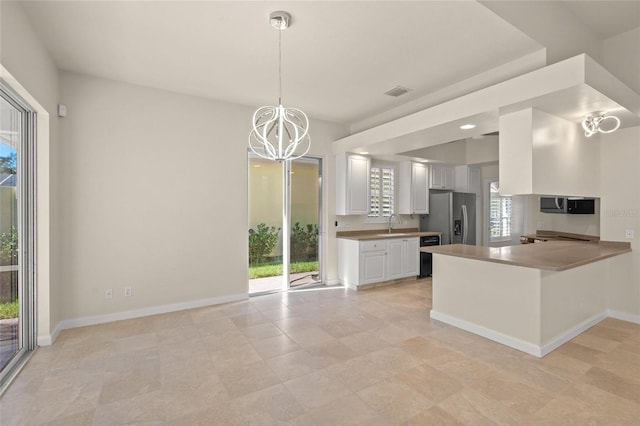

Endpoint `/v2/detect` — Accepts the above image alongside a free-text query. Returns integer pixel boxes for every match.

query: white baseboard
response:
[431,309,612,358]
[540,312,608,357]
[430,309,543,357]
[39,293,247,345]
[325,278,342,286]
[37,321,63,346]
[607,309,640,324]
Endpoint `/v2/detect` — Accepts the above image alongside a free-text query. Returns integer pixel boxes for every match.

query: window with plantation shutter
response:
[369,166,394,218]
[489,181,512,240]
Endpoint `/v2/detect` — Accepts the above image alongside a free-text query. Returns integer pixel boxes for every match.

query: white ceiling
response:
[20,1,544,125]
[562,0,640,38]
[18,1,640,127]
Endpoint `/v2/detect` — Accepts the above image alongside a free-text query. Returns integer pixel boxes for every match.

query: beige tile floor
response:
[2,279,640,425]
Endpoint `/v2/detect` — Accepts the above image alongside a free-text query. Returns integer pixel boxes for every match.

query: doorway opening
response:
[248,154,322,294]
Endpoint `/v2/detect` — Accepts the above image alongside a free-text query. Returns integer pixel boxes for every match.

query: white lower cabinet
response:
[388,238,420,279]
[361,250,387,284]
[338,237,419,289]
[404,238,420,277]
[387,239,404,280]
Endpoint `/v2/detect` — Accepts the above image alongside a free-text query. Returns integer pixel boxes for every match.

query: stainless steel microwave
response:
[540,197,595,214]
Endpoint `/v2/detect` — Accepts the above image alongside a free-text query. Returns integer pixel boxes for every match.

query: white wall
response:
[601,28,640,96]
[500,108,601,197]
[532,110,601,197]
[57,72,346,324]
[466,135,499,165]
[600,126,640,320]
[0,1,58,343]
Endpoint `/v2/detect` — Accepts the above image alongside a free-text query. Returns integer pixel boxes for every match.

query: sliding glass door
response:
[0,81,36,389]
[248,153,322,294]
[289,157,321,288]
[248,155,285,294]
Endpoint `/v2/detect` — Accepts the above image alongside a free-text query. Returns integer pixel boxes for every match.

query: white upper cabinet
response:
[454,166,481,194]
[430,164,455,190]
[399,161,429,214]
[336,153,370,215]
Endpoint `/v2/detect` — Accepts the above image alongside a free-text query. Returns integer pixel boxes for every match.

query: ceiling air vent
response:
[384,86,411,98]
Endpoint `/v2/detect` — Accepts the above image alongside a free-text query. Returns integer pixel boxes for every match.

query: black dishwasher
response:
[419,235,441,278]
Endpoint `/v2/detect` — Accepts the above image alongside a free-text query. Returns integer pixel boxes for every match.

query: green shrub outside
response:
[0,228,18,311]
[291,222,318,262]
[248,221,319,278]
[249,223,280,265]
[0,299,18,319]
[0,227,18,266]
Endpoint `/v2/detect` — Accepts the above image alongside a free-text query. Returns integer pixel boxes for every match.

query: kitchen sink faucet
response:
[388,213,401,234]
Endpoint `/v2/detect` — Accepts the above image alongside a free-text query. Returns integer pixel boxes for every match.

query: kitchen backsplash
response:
[335,214,420,231]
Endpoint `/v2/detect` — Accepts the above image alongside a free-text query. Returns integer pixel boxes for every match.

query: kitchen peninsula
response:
[422,240,631,357]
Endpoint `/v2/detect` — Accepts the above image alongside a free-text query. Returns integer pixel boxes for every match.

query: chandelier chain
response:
[278,27,282,105]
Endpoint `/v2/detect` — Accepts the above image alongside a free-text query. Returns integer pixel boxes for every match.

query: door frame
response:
[247,153,324,295]
[0,79,37,392]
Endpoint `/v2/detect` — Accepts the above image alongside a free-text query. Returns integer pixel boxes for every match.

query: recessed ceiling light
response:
[460,124,476,130]
[359,151,369,155]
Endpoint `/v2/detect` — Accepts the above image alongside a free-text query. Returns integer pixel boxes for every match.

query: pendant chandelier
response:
[582,113,620,137]
[249,11,310,162]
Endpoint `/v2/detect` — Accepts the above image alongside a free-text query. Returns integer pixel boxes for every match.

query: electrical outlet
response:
[625,229,634,239]
[124,287,132,297]
[104,288,112,299]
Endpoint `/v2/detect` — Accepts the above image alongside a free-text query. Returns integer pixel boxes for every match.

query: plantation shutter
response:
[369,166,394,218]
[369,168,380,217]
[489,182,512,239]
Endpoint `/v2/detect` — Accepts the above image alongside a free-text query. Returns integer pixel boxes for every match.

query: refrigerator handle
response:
[462,205,468,244]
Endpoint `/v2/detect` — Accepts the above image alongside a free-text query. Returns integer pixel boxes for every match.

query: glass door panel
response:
[0,96,20,373]
[289,157,321,288]
[248,154,284,294]
[0,83,35,387]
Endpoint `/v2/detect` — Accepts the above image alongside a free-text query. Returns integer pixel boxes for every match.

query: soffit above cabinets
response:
[333,54,640,158]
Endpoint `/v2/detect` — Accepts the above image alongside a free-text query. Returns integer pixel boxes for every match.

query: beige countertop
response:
[336,228,442,241]
[421,241,631,271]
[520,230,600,244]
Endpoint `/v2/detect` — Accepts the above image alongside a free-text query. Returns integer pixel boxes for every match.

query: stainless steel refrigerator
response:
[420,191,476,245]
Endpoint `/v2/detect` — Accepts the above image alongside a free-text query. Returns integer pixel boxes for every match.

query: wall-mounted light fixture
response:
[582,113,620,137]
